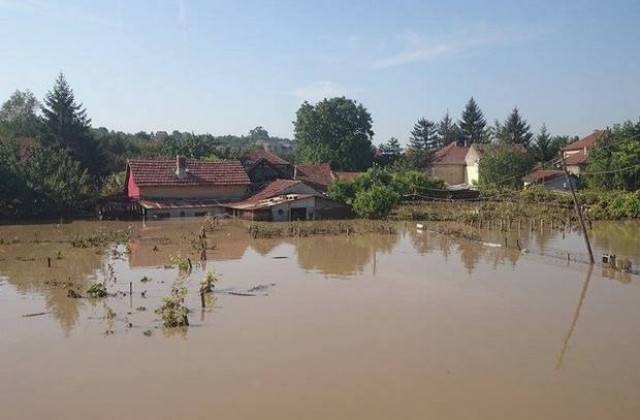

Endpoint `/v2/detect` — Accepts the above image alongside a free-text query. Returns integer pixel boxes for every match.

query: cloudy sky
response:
[1,0,638,144]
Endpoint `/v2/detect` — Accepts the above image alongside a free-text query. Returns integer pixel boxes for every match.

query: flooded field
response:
[1,219,639,420]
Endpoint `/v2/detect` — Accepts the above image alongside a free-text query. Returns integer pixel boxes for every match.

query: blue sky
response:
[1,0,638,145]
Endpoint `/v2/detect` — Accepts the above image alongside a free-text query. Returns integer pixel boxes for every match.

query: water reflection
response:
[557,265,593,370]
[2,220,639,335]
[293,233,398,277]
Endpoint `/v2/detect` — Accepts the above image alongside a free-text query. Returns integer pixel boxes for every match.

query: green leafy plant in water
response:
[169,254,191,272]
[155,278,189,328]
[200,271,218,293]
[87,282,107,298]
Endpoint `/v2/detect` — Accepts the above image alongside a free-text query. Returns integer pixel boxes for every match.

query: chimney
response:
[176,155,187,178]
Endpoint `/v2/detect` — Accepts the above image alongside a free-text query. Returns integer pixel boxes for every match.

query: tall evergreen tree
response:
[458,97,487,146]
[500,107,533,148]
[406,118,437,168]
[530,123,552,162]
[437,111,458,146]
[42,73,105,176]
[410,118,438,152]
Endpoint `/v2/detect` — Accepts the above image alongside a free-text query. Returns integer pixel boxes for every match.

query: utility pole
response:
[560,152,595,264]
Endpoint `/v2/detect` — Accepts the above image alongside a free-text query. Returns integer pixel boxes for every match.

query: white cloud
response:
[372,26,535,69]
[291,81,349,103]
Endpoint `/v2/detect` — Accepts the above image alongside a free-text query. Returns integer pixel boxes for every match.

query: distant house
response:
[294,164,365,192]
[243,148,294,187]
[522,169,575,191]
[426,142,470,185]
[125,156,250,218]
[561,130,604,175]
[294,163,335,192]
[225,179,349,221]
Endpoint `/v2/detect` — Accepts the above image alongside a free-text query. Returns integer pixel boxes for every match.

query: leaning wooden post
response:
[560,153,594,264]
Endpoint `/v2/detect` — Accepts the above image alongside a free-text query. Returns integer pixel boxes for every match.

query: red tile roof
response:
[127,158,250,187]
[562,130,604,151]
[522,169,566,184]
[564,151,589,166]
[246,148,291,166]
[429,142,469,165]
[295,164,335,189]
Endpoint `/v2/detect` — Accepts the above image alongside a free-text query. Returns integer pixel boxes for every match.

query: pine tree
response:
[437,111,458,146]
[410,118,438,152]
[501,107,533,148]
[458,97,487,146]
[531,123,552,162]
[42,73,105,176]
[406,118,437,168]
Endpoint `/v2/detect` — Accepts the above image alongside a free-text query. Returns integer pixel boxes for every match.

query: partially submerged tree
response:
[294,97,375,171]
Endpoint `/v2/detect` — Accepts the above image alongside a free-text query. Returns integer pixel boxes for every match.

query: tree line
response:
[0,74,293,218]
[1,73,638,220]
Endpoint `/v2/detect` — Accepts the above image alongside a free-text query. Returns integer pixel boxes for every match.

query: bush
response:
[352,184,400,219]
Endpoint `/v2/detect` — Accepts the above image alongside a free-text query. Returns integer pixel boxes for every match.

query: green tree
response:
[530,124,552,162]
[248,126,269,140]
[23,143,92,216]
[478,144,533,188]
[458,97,487,146]
[0,139,26,217]
[588,120,640,190]
[375,137,402,166]
[294,97,375,171]
[352,184,400,219]
[0,90,42,138]
[405,118,437,168]
[437,111,458,146]
[499,107,533,147]
[42,73,106,176]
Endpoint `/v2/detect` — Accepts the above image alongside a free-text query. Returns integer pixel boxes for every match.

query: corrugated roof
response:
[128,158,250,187]
[562,130,604,151]
[246,149,291,166]
[429,142,469,165]
[246,179,306,202]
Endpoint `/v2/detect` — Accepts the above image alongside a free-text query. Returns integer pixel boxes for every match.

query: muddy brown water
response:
[1,219,639,420]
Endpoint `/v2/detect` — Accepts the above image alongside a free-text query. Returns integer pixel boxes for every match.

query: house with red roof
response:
[224,179,349,221]
[125,156,250,218]
[561,130,604,175]
[426,142,470,185]
[243,148,295,187]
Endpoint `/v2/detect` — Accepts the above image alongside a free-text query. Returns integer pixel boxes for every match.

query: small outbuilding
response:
[225,179,349,221]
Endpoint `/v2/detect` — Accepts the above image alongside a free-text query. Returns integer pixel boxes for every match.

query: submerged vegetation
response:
[156,277,190,328]
[248,220,396,238]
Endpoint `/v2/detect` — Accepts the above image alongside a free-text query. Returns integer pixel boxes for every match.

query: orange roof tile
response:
[562,130,604,151]
[127,158,250,187]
